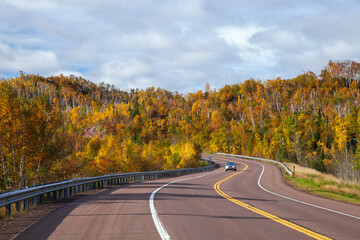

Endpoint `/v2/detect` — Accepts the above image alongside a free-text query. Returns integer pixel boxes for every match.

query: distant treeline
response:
[1,60,360,191]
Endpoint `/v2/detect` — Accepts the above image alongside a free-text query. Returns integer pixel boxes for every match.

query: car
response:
[225,161,236,171]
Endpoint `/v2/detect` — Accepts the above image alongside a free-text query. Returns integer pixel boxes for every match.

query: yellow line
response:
[213,159,332,240]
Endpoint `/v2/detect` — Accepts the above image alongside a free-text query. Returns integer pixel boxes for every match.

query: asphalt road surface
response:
[16,154,360,240]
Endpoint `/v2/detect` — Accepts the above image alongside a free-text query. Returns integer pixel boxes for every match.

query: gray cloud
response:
[1,0,359,92]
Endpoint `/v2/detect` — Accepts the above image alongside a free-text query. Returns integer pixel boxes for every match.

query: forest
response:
[1,60,360,192]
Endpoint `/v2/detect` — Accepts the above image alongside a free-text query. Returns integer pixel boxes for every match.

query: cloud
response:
[0,42,61,73]
[216,25,278,72]
[3,0,58,11]
[216,25,265,49]
[323,41,360,60]
[106,32,174,51]
[1,0,360,91]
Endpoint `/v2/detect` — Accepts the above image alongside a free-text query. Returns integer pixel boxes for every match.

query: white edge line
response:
[252,161,360,220]
[150,171,219,240]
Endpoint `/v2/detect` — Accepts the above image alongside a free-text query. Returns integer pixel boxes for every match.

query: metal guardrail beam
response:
[215,153,293,176]
[0,159,215,216]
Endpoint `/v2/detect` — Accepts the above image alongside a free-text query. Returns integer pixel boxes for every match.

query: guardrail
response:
[215,153,293,176]
[0,159,215,217]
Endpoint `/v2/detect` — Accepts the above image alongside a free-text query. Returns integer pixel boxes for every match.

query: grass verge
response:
[283,163,360,205]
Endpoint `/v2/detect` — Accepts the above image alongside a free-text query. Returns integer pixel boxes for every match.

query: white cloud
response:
[0,42,61,73]
[91,58,150,86]
[322,41,357,59]
[51,70,84,78]
[216,25,277,68]
[216,25,266,49]
[107,32,174,51]
[3,0,58,11]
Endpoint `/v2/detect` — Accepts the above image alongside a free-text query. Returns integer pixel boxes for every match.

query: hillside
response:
[1,60,360,191]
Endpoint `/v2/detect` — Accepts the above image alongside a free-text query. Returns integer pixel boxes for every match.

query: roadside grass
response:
[284,163,360,205]
[199,161,210,167]
[0,207,6,220]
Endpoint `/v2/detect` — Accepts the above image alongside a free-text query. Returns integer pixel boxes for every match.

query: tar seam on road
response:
[213,160,332,240]
[150,171,220,240]
[252,161,360,221]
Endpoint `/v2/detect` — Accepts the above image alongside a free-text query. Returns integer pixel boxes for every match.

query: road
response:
[16,154,360,240]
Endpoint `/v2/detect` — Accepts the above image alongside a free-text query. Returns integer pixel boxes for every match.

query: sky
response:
[0,0,359,93]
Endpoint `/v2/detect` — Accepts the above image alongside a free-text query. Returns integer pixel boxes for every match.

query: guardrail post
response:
[69,187,73,197]
[23,198,29,211]
[6,204,11,216]
[46,193,50,203]
[32,196,37,207]
[15,201,21,212]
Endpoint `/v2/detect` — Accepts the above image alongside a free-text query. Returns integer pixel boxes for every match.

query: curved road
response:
[16,155,360,239]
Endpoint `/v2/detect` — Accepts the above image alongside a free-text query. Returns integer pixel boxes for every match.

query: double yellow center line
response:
[214,160,332,240]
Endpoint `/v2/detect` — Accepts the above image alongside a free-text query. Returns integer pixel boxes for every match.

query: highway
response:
[16,154,360,239]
